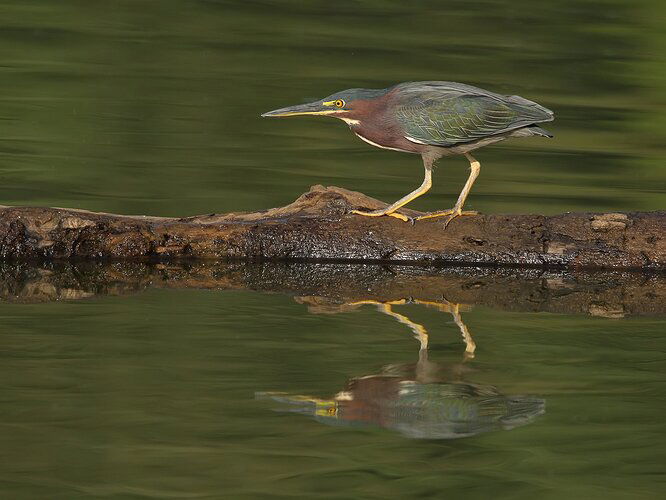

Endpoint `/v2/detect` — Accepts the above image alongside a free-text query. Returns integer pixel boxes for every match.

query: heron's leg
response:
[416,153,480,226]
[450,303,476,360]
[348,299,429,350]
[413,299,476,359]
[352,165,432,222]
[377,303,429,351]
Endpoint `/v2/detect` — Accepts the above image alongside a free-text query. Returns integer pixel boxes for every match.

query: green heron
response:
[262,81,554,225]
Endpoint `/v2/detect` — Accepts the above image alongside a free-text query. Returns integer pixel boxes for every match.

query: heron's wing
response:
[394,85,553,147]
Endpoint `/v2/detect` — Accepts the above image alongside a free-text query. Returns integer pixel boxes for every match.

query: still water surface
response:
[0,1,665,498]
[1,262,664,498]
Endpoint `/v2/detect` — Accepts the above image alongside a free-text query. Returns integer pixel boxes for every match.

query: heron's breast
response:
[351,122,422,154]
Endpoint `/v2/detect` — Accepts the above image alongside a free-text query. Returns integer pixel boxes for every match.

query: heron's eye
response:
[335,99,345,108]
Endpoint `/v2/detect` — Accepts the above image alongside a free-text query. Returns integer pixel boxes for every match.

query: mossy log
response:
[0,185,663,270]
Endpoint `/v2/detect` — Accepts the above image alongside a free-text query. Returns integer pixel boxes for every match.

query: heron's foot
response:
[416,207,478,227]
[351,208,410,222]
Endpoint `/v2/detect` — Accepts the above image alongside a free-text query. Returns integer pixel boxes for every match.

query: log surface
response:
[0,185,663,270]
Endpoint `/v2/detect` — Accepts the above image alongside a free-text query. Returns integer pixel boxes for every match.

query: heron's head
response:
[261,87,388,124]
[255,392,339,418]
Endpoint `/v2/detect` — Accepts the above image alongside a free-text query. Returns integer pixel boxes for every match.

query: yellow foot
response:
[351,209,410,222]
[416,208,478,227]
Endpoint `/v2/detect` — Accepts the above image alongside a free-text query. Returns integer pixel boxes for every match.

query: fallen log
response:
[0,185,663,270]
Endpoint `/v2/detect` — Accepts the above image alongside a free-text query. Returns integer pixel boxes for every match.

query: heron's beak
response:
[261,100,337,118]
[255,392,339,417]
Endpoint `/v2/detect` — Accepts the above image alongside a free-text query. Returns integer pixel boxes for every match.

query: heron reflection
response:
[258,299,545,439]
[353,298,477,358]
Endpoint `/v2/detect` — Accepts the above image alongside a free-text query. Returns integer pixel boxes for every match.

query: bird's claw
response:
[351,207,476,226]
[442,212,460,228]
[351,208,386,217]
[444,209,479,227]
[351,208,411,223]
[415,208,479,227]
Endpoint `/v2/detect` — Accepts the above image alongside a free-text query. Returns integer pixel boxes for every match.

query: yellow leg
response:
[416,153,481,227]
[351,298,475,358]
[413,299,476,359]
[352,165,432,222]
[377,303,429,351]
[348,299,408,306]
[450,303,476,359]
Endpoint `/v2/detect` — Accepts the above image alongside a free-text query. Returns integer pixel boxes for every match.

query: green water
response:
[0,1,665,498]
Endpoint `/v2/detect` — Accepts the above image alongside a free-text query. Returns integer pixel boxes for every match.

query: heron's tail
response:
[527,125,553,138]
[510,125,553,138]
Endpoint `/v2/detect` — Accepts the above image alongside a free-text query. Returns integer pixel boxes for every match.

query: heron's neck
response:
[337,116,361,127]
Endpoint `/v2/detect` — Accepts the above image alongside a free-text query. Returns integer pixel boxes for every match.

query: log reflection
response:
[1,262,663,319]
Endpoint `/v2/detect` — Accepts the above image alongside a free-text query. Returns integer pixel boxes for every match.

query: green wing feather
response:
[394,83,553,147]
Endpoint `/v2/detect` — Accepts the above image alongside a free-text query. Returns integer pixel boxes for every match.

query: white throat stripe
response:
[354,132,411,153]
[339,117,360,125]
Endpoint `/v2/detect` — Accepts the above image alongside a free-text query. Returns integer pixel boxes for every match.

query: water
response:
[0,1,665,498]
[0,262,664,498]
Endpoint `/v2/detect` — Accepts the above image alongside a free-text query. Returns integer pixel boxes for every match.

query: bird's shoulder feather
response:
[391,82,553,147]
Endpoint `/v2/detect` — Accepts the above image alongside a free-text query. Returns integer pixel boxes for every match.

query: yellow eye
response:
[335,99,345,108]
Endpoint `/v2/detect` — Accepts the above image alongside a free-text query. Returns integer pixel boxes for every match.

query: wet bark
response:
[0,185,663,270]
